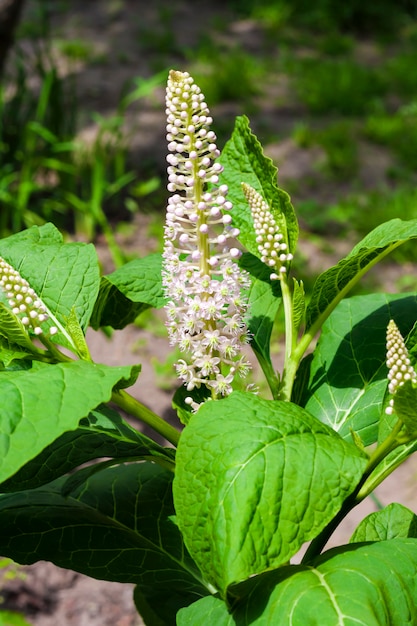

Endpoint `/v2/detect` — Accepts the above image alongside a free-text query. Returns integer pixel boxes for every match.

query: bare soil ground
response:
[1,2,417,625]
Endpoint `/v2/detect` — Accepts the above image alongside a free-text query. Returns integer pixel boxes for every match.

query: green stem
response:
[293,242,404,369]
[253,347,280,400]
[278,275,298,401]
[111,388,181,447]
[302,418,404,563]
[39,334,74,362]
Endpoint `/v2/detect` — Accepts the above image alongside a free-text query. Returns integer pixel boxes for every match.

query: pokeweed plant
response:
[1,70,417,626]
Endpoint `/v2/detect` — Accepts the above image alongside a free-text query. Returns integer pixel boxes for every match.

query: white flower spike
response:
[385,319,417,415]
[162,70,251,403]
[242,183,293,280]
[0,256,58,336]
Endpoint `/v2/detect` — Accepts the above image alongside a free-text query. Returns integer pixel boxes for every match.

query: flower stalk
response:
[241,183,295,399]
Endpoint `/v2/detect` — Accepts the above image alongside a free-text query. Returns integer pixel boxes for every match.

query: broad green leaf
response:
[177,595,231,626]
[305,217,417,333]
[239,253,281,395]
[179,539,417,625]
[0,463,207,622]
[134,580,206,626]
[219,116,298,257]
[350,503,417,542]
[90,253,165,330]
[300,293,417,446]
[0,405,174,492]
[0,223,100,349]
[0,361,138,485]
[173,391,367,593]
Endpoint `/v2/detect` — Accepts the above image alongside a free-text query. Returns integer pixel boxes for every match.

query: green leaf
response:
[300,293,417,446]
[0,304,41,354]
[0,361,139,485]
[394,380,417,435]
[219,116,298,257]
[0,342,33,368]
[350,503,417,542]
[0,463,207,622]
[65,306,91,360]
[239,253,281,395]
[0,405,174,492]
[305,218,417,333]
[179,539,417,625]
[177,595,231,626]
[172,384,211,426]
[173,391,367,594]
[0,223,100,349]
[292,277,305,335]
[90,253,165,330]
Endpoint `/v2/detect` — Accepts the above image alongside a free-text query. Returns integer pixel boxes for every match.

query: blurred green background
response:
[1,0,417,274]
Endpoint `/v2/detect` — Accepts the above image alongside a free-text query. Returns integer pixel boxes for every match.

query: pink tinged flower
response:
[241,183,293,280]
[385,319,417,415]
[162,70,252,400]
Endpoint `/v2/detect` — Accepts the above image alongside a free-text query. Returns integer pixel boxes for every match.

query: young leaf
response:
[350,503,417,543]
[0,361,140,485]
[219,115,298,257]
[0,405,174,492]
[300,293,417,446]
[90,253,165,330]
[0,463,208,622]
[292,278,305,336]
[0,223,100,349]
[65,306,91,360]
[173,391,367,594]
[305,217,417,333]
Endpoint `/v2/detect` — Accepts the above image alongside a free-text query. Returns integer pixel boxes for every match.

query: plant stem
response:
[111,388,181,447]
[301,418,404,563]
[278,275,298,401]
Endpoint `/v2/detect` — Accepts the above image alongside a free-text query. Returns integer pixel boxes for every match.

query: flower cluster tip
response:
[385,319,417,415]
[0,256,58,337]
[241,183,292,280]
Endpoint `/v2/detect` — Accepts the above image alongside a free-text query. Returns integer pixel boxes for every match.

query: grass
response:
[187,42,265,107]
[288,56,386,116]
[364,111,417,171]
[3,0,417,278]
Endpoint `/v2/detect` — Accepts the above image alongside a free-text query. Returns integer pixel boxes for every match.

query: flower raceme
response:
[242,182,293,280]
[0,256,58,336]
[385,319,417,415]
[162,70,252,403]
